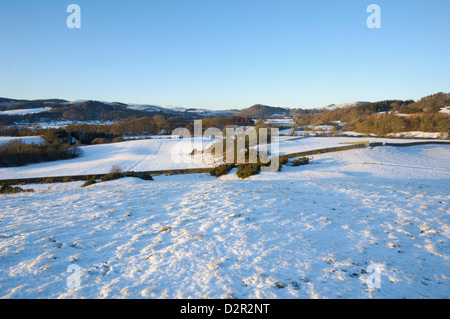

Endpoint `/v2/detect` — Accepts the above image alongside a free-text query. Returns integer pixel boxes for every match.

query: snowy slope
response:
[275,136,448,157]
[387,132,448,139]
[264,119,295,126]
[126,103,238,116]
[0,107,51,115]
[0,136,448,180]
[0,144,449,298]
[0,137,217,179]
[439,106,450,115]
[321,101,369,111]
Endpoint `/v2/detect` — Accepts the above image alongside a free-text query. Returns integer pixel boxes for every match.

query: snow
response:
[298,125,335,131]
[265,119,295,126]
[387,132,448,139]
[0,137,216,179]
[1,136,448,180]
[275,136,448,157]
[0,136,45,145]
[439,106,450,115]
[123,135,182,140]
[279,128,296,136]
[338,132,365,137]
[1,144,449,298]
[330,121,345,127]
[126,103,234,116]
[160,105,187,112]
[0,107,51,115]
[66,100,89,104]
[2,120,115,129]
[126,104,162,112]
[394,113,413,117]
[321,101,368,111]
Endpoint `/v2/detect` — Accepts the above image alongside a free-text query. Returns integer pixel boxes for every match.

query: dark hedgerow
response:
[127,171,154,181]
[278,156,289,171]
[0,184,34,194]
[236,163,261,179]
[100,171,124,182]
[100,170,154,182]
[0,137,81,168]
[291,157,310,166]
[279,156,289,165]
[210,164,235,177]
[235,153,289,178]
[82,179,97,187]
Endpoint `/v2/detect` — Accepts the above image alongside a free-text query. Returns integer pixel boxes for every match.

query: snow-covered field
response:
[0,144,449,298]
[387,132,448,139]
[440,106,450,115]
[274,136,447,157]
[264,119,295,126]
[0,137,216,179]
[0,107,51,115]
[1,136,448,180]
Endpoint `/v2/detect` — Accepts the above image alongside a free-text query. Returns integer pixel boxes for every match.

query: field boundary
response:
[2,141,449,185]
[382,141,450,147]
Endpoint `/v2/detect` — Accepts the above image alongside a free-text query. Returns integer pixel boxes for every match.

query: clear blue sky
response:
[0,0,449,109]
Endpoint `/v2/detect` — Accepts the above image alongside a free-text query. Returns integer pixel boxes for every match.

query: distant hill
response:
[0,98,29,107]
[0,98,68,110]
[294,92,450,136]
[320,101,370,111]
[0,97,241,125]
[235,104,290,118]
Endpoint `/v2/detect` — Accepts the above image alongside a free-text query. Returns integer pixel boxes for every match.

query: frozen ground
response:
[264,118,295,126]
[440,106,450,115]
[387,132,448,139]
[0,107,51,115]
[1,136,448,180]
[0,137,216,179]
[0,144,449,298]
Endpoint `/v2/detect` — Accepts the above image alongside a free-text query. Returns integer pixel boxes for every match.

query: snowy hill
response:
[320,101,370,111]
[235,104,291,118]
[1,136,448,180]
[0,143,449,298]
[0,97,239,122]
[127,103,238,116]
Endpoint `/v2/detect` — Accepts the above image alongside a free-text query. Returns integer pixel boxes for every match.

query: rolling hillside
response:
[234,104,291,119]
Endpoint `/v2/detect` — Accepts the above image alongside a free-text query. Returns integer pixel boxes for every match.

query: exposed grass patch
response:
[100,171,124,182]
[277,156,289,171]
[81,179,97,187]
[236,163,261,179]
[210,164,235,177]
[340,141,370,145]
[275,282,285,289]
[291,157,310,166]
[0,185,34,194]
[100,166,154,182]
[161,226,171,232]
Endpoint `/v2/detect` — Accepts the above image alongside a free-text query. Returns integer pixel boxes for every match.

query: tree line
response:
[0,115,254,146]
[0,130,81,167]
[295,92,450,136]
